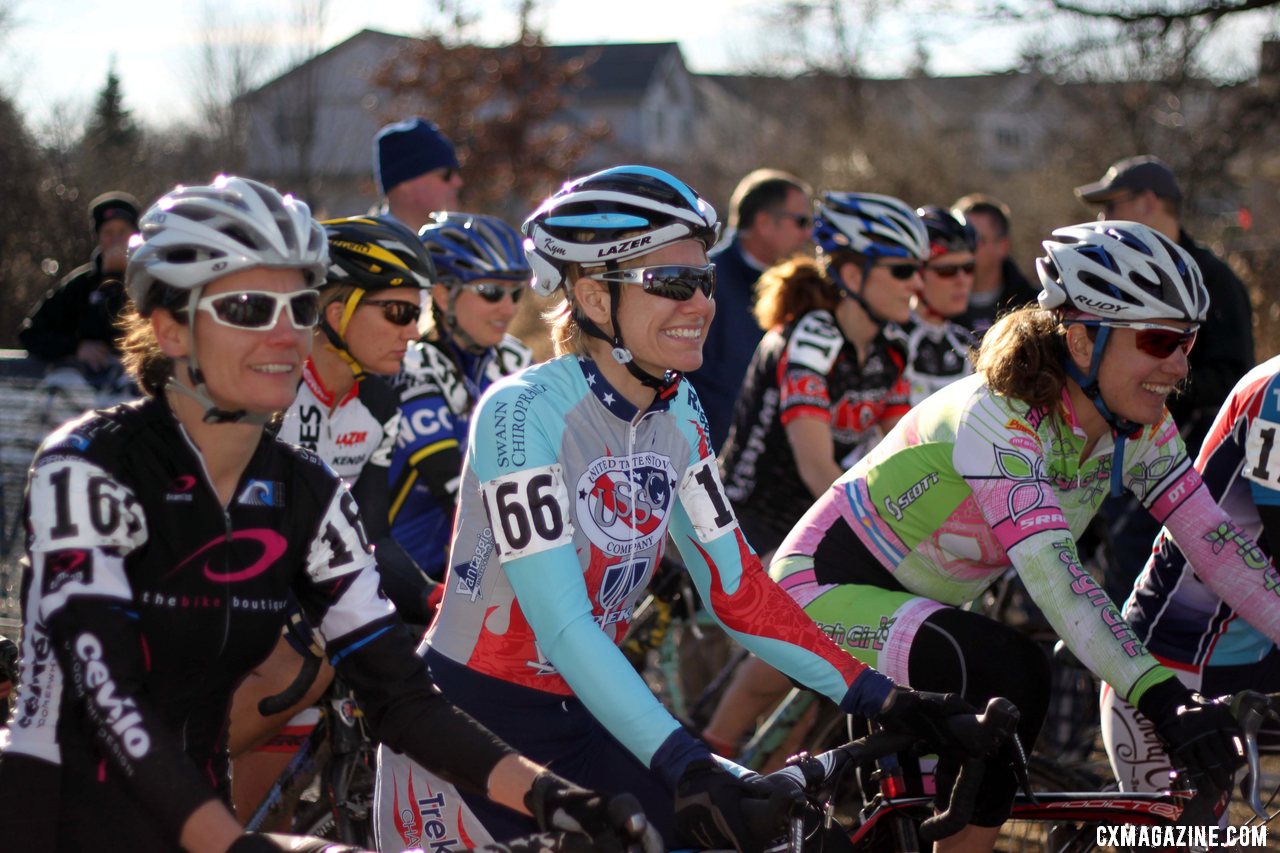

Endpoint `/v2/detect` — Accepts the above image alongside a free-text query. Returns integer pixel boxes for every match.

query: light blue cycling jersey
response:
[1126,355,1280,669]
[424,354,886,768]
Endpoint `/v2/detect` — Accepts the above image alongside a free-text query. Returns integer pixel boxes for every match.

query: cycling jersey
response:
[719,309,910,553]
[0,396,512,851]
[425,354,884,773]
[389,334,531,578]
[884,316,975,407]
[1126,356,1280,669]
[277,359,398,486]
[775,373,1280,707]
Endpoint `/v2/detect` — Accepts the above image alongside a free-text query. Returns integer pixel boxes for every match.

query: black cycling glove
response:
[673,757,801,853]
[525,770,660,853]
[1141,683,1243,793]
[874,688,993,756]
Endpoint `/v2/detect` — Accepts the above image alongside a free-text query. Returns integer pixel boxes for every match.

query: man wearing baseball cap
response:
[19,191,140,376]
[373,117,463,233]
[1076,155,1255,599]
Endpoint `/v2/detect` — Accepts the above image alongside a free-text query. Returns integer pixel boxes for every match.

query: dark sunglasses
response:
[926,261,976,278]
[1088,321,1199,359]
[597,264,717,301]
[460,282,524,304]
[434,167,459,182]
[774,211,813,229]
[361,298,422,327]
[195,289,320,330]
[876,262,923,281]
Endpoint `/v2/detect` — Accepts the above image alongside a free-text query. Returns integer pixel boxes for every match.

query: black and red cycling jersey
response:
[718,309,910,553]
[0,394,511,852]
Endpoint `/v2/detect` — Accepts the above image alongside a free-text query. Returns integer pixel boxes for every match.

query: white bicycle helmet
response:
[1035,220,1207,323]
[813,192,929,262]
[522,165,719,297]
[127,175,327,307]
[125,175,328,423]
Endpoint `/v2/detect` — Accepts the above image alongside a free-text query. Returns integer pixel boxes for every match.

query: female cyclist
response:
[375,166,986,853]
[388,212,533,581]
[228,215,442,819]
[1104,353,1280,792]
[0,177,648,853]
[718,192,924,559]
[885,205,977,407]
[711,220,1255,851]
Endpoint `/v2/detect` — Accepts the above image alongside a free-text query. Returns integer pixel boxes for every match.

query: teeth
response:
[664,328,702,339]
[1142,383,1173,394]
[253,365,295,374]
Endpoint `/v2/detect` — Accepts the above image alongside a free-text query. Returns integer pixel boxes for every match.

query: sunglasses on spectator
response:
[433,167,459,182]
[926,261,976,278]
[361,298,422,327]
[597,264,717,301]
[196,289,320,330]
[875,261,923,281]
[459,282,524,304]
[1084,320,1199,359]
[774,211,813,229]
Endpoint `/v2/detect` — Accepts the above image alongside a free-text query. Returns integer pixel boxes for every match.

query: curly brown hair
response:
[753,256,842,330]
[973,305,1070,410]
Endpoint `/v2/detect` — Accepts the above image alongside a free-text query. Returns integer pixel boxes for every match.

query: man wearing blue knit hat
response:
[374,117,463,233]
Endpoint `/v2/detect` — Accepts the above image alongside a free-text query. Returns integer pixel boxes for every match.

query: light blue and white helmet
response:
[521,165,720,296]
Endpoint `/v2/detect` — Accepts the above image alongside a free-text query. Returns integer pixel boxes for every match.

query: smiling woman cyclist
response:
[717,220,1261,852]
[388,212,533,582]
[0,178,647,853]
[374,165,989,853]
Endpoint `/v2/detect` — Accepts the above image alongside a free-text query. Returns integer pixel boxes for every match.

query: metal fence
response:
[0,352,137,636]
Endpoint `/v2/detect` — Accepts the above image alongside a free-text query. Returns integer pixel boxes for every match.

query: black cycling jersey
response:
[0,395,512,852]
[718,310,910,553]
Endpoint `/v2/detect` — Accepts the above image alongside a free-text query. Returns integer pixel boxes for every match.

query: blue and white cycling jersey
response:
[1126,355,1280,669]
[388,335,530,579]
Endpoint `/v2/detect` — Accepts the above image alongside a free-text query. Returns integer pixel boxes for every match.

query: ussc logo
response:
[575,452,676,555]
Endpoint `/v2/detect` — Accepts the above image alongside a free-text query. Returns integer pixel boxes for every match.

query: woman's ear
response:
[152,308,190,359]
[572,276,612,330]
[431,285,449,313]
[1064,323,1094,371]
[324,298,347,330]
[837,261,863,295]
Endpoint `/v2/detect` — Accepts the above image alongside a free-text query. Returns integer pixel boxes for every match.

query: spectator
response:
[687,168,812,450]
[1075,154,1255,600]
[373,117,463,233]
[950,193,1038,337]
[19,191,139,379]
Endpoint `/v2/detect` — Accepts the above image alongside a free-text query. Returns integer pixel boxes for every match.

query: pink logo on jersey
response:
[166,530,287,584]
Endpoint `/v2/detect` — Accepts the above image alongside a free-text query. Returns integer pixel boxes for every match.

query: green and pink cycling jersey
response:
[775,373,1280,707]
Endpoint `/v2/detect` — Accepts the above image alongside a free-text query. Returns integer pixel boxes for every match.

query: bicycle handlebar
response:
[1230,690,1280,823]
[257,648,323,717]
[749,696,1020,851]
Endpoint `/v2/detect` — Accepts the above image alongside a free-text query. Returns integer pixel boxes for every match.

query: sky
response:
[3,0,1274,131]
[2,0,1041,129]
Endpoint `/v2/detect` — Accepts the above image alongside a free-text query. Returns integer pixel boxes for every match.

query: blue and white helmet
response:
[522,165,720,296]
[813,192,929,262]
[420,212,530,284]
[1036,220,1208,322]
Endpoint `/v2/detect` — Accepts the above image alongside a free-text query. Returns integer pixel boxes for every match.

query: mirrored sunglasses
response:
[361,298,422,327]
[459,282,525,304]
[597,264,717,301]
[1090,321,1199,359]
[196,289,320,330]
[926,261,976,278]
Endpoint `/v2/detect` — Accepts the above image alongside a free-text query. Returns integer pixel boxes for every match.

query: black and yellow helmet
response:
[321,215,436,292]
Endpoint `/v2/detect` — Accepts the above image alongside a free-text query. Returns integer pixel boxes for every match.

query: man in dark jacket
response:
[688,169,812,450]
[950,193,1039,337]
[1076,154,1255,600]
[19,192,139,379]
